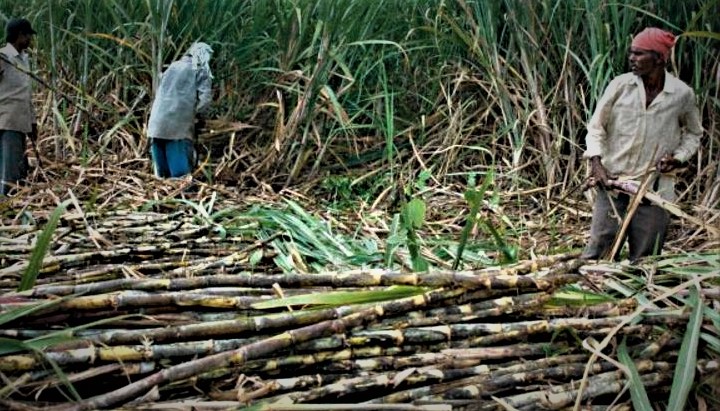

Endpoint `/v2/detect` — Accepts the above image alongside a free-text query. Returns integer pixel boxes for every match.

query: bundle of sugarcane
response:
[1,248,718,411]
[0,206,280,290]
[2,175,719,410]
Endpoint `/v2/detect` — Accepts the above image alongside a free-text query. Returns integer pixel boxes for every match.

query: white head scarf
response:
[186,42,213,79]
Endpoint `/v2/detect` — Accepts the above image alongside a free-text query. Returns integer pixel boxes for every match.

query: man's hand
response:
[588,156,614,187]
[656,153,682,173]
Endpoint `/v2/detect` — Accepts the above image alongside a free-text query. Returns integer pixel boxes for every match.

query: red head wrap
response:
[631,28,676,61]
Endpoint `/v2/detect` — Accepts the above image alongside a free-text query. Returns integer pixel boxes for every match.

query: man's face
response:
[628,47,662,76]
[16,32,33,51]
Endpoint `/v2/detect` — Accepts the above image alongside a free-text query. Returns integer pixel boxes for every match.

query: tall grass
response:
[0,0,716,207]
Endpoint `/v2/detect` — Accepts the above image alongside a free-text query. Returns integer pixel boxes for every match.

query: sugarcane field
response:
[1,1,720,410]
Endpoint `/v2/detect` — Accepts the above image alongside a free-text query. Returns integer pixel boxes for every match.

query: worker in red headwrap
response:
[581,27,703,262]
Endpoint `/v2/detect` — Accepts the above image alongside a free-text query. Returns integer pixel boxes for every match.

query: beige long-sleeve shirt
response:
[584,72,703,200]
[0,43,36,133]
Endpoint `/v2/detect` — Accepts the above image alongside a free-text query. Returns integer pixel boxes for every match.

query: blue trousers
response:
[0,130,28,195]
[150,138,194,178]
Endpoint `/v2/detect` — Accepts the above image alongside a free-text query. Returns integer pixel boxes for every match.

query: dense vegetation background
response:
[0,0,718,205]
[0,3,719,409]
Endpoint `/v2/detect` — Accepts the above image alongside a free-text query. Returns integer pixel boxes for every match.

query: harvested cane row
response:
[0,206,279,289]
[1,203,719,410]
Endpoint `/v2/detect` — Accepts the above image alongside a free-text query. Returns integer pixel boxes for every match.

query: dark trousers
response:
[150,138,194,178]
[0,130,28,195]
[582,187,670,262]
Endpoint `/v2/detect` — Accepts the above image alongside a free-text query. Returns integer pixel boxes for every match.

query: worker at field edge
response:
[581,27,703,262]
[147,42,213,179]
[0,18,38,196]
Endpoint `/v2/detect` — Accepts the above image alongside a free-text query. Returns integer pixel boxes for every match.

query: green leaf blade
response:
[667,285,703,411]
[19,200,71,292]
[618,339,653,411]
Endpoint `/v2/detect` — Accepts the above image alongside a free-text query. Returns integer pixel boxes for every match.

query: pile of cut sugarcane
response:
[1,199,719,411]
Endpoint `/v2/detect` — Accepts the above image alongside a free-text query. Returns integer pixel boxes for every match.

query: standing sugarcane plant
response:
[401,196,428,272]
[453,172,491,270]
[384,169,433,272]
[453,170,517,267]
[397,170,435,272]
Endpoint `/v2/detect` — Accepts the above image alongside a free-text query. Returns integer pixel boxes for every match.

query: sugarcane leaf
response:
[28,314,137,345]
[550,287,614,306]
[0,334,77,356]
[667,284,703,411]
[276,202,337,260]
[680,30,720,40]
[604,277,656,308]
[404,198,426,229]
[671,292,720,347]
[384,213,402,267]
[480,220,516,264]
[209,206,242,221]
[19,199,71,291]
[0,335,75,355]
[662,267,719,276]
[464,189,483,205]
[249,249,263,267]
[25,335,77,351]
[39,348,83,402]
[140,199,228,238]
[700,332,720,355]
[0,337,29,356]
[251,201,385,271]
[321,84,349,127]
[454,183,484,270]
[411,253,429,272]
[174,198,213,221]
[0,312,135,355]
[655,252,720,269]
[618,338,653,411]
[0,298,65,326]
[251,286,428,309]
[0,338,81,401]
[703,306,720,339]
